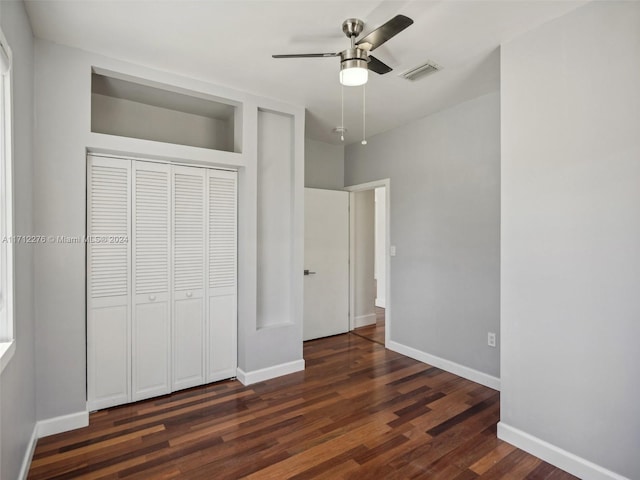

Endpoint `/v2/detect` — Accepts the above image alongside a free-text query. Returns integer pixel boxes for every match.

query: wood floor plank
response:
[478,448,542,479]
[243,420,392,479]
[28,323,578,480]
[469,439,518,475]
[526,461,561,479]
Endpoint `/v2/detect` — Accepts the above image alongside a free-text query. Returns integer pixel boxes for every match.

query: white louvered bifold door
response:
[132,161,172,401]
[87,155,132,410]
[88,157,238,409]
[207,169,238,382]
[172,166,206,391]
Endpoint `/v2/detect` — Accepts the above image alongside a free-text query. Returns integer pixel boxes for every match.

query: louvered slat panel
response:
[209,174,237,289]
[135,169,169,294]
[90,164,129,298]
[174,171,204,291]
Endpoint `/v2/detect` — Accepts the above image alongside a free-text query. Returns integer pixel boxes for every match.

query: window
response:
[0,27,14,372]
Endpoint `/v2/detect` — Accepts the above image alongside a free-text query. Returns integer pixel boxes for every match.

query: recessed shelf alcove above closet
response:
[91,71,241,153]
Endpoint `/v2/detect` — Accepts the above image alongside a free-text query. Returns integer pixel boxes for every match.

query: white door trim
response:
[344,179,391,347]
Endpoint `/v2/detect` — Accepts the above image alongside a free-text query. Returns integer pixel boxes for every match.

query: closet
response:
[87,154,237,411]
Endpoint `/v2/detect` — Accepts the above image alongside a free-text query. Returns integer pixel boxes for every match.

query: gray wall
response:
[257,110,293,328]
[91,94,231,151]
[345,92,500,378]
[0,1,36,479]
[500,2,640,478]
[33,39,89,421]
[352,190,376,326]
[304,138,344,189]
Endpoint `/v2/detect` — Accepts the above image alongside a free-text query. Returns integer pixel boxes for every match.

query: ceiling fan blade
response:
[356,14,413,52]
[368,55,393,75]
[272,53,339,58]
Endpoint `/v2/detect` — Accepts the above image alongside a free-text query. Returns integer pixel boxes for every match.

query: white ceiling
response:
[24,0,586,145]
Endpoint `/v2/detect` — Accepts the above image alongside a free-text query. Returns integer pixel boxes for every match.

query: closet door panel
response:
[172,167,206,391]
[132,162,171,401]
[87,156,131,411]
[207,170,238,381]
[208,295,237,380]
[90,304,129,408]
[174,295,204,388]
[133,299,169,397]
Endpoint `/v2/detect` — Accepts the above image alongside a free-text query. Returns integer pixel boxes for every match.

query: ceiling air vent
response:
[399,60,441,81]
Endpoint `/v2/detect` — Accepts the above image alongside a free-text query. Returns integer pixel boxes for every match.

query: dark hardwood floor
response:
[352,307,386,345]
[28,333,577,479]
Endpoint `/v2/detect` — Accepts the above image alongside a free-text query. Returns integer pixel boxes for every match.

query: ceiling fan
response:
[272,15,414,86]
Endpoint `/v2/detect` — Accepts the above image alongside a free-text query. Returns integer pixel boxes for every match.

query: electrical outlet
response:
[390,245,397,256]
[488,332,496,348]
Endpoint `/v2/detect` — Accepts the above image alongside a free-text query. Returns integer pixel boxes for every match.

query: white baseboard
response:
[387,340,500,391]
[17,411,88,478]
[18,426,38,480]
[236,359,305,386]
[497,422,630,480]
[375,298,386,308]
[36,410,89,438]
[354,313,377,328]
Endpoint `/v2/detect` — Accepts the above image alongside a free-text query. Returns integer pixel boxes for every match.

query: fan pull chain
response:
[340,85,345,141]
[361,84,367,145]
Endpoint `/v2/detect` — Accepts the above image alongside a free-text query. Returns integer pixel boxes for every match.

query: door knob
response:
[149,295,156,301]
[304,269,316,276]
[186,292,193,298]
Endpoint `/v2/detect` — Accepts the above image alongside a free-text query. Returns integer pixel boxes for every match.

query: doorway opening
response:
[346,179,390,347]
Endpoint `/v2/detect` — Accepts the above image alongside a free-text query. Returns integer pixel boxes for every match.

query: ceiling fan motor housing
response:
[340,48,369,68]
[341,19,369,69]
[342,18,364,38]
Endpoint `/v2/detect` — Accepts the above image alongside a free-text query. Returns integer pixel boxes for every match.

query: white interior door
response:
[132,161,171,401]
[304,188,349,341]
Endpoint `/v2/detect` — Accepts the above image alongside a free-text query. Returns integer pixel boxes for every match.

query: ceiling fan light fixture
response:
[340,61,368,86]
[340,48,369,86]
